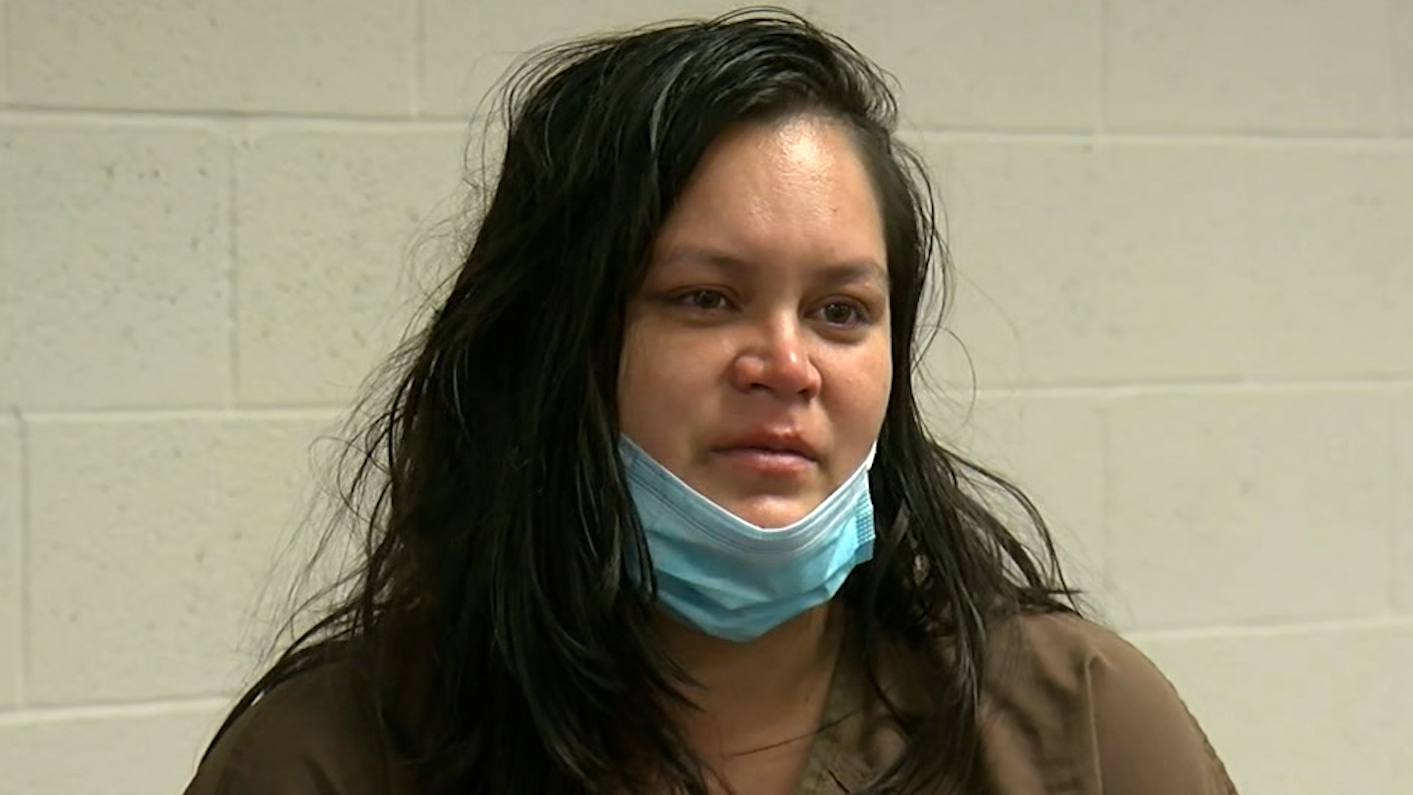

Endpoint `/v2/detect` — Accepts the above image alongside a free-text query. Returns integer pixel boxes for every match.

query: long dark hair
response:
[212,8,1075,795]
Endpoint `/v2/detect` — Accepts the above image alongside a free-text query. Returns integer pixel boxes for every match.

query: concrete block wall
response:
[0,1,1409,793]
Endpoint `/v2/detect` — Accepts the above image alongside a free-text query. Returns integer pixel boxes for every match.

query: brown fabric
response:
[183,613,1237,794]
[183,661,415,795]
[812,612,1238,794]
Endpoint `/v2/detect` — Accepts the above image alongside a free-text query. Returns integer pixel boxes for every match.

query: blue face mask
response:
[618,437,877,643]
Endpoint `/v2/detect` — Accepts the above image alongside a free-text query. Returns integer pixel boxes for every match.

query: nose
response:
[729,317,822,400]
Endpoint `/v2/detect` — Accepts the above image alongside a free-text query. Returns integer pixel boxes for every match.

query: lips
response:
[713,429,819,461]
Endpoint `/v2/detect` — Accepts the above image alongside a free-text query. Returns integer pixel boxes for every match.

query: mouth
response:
[712,447,814,478]
[713,429,819,461]
[710,429,820,478]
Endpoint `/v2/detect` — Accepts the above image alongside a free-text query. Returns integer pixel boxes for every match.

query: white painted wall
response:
[1,1,1410,793]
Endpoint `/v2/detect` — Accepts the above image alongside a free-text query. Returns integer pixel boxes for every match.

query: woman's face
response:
[619,114,892,528]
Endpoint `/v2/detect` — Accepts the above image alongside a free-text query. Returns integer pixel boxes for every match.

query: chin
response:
[726,496,816,529]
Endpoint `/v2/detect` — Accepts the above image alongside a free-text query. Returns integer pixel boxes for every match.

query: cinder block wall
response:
[1,2,1410,793]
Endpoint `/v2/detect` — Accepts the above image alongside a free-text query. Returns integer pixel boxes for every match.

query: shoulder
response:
[979,611,1238,795]
[183,662,411,795]
[984,609,1164,691]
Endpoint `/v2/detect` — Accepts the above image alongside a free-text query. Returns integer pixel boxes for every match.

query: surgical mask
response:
[618,437,877,643]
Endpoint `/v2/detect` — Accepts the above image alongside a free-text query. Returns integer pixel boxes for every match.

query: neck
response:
[656,602,845,759]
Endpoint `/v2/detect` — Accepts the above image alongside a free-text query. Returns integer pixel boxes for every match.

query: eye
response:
[817,300,869,327]
[672,289,732,312]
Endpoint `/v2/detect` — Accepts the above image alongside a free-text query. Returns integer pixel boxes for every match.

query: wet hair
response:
[210,8,1075,795]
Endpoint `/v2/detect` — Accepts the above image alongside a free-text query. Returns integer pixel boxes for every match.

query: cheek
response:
[617,325,702,445]
[830,337,887,395]
[865,371,893,429]
[621,321,731,399]
[616,330,651,425]
[834,342,892,436]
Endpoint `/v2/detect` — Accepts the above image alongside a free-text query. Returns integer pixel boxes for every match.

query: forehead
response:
[650,115,887,273]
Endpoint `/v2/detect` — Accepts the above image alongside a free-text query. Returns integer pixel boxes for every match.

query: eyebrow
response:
[653,247,890,288]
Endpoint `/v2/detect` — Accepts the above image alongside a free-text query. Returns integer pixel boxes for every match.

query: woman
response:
[185,10,1237,795]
